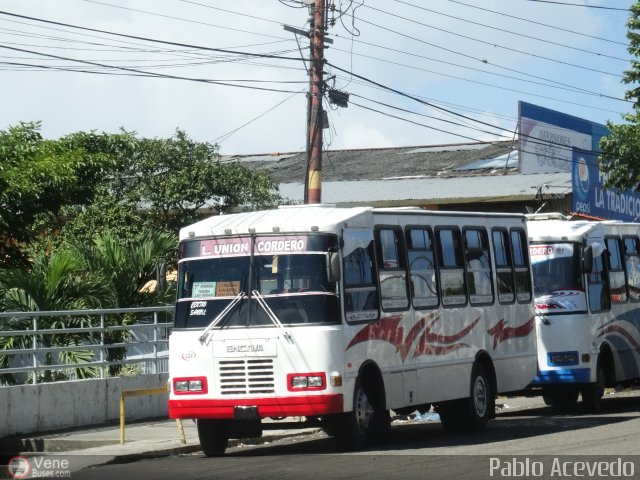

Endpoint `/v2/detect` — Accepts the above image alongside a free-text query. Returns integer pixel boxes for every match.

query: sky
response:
[0,0,635,155]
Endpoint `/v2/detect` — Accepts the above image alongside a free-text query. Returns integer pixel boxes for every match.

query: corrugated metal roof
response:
[222,140,572,209]
[233,141,515,183]
[221,153,297,163]
[456,150,519,170]
[402,144,487,154]
[278,173,572,206]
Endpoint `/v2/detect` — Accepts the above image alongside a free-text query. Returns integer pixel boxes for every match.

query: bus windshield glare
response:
[531,243,583,297]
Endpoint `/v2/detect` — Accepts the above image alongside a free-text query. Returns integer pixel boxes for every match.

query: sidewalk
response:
[0,418,323,473]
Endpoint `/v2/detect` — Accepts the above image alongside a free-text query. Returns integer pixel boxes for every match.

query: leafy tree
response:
[0,123,281,294]
[72,232,176,376]
[599,2,640,190]
[0,250,108,383]
[76,232,176,308]
[118,129,282,232]
[0,123,120,268]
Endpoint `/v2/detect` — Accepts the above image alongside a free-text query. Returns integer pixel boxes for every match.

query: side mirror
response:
[326,251,341,283]
[582,246,593,274]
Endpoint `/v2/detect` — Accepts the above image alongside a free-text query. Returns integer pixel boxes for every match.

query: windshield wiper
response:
[251,290,294,344]
[199,291,246,344]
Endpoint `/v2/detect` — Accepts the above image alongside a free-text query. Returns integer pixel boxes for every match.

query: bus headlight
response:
[175,381,189,392]
[189,380,204,391]
[287,372,326,391]
[173,377,208,394]
[307,376,323,388]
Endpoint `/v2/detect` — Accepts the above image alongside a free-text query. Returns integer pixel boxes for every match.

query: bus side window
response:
[464,227,494,305]
[606,236,627,303]
[588,250,611,313]
[492,228,515,304]
[374,227,410,312]
[342,229,379,322]
[511,229,532,303]
[623,236,640,302]
[436,227,466,307]
[407,227,439,309]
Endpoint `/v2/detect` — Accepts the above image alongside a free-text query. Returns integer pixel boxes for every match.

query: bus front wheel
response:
[197,419,229,457]
[333,379,388,450]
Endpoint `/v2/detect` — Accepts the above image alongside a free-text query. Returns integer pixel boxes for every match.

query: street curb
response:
[93,429,323,466]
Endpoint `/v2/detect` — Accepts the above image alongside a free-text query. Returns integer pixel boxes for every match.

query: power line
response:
[349,97,607,171]
[80,0,290,41]
[524,0,630,11]
[0,44,302,93]
[326,60,616,157]
[349,92,512,138]
[346,97,605,172]
[388,0,630,62]
[0,18,244,63]
[178,0,285,26]
[351,4,624,78]
[332,10,631,120]
[214,90,304,144]
[349,100,488,142]
[330,43,628,105]
[333,73,519,123]
[446,0,628,46]
[0,11,305,63]
[327,60,510,134]
[0,42,303,67]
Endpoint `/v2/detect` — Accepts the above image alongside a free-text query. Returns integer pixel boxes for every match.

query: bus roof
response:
[181,205,528,240]
[526,214,640,242]
[179,205,374,240]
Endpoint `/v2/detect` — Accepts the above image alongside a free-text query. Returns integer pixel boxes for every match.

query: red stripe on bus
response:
[168,394,343,419]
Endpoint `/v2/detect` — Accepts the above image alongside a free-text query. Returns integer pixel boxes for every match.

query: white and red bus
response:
[168,205,537,455]
[528,213,640,412]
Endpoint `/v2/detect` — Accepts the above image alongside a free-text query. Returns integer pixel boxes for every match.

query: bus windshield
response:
[175,235,340,329]
[530,243,583,297]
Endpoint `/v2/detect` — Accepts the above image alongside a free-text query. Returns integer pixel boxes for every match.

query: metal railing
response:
[0,306,173,385]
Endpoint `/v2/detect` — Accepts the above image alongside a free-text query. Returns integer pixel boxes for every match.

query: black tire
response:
[372,408,391,442]
[439,363,494,432]
[437,399,464,431]
[542,392,556,406]
[197,419,229,457]
[333,379,381,450]
[543,387,579,412]
[582,365,605,413]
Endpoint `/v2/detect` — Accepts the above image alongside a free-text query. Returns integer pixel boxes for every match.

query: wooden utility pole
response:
[305,0,326,204]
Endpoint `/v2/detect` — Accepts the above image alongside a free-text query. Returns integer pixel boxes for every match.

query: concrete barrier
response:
[0,374,168,438]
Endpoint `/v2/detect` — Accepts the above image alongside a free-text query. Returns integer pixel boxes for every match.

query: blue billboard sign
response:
[572,148,640,222]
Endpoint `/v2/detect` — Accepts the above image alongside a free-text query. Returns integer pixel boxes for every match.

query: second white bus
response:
[168,205,537,455]
[528,213,640,412]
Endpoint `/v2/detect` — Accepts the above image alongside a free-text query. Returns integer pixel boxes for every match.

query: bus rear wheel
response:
[582,365,605,413]
[197,419,229,457]
[542,387,579,412]
[439,363,494,431]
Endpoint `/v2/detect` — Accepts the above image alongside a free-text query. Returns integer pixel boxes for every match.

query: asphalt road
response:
[73,393,640,480]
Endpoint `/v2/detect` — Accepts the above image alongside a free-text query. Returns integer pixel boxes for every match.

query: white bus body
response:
[169,205,537,455]
[528,214,640,412]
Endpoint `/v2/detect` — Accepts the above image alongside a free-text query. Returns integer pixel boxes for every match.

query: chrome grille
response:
[217,359,275,395]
